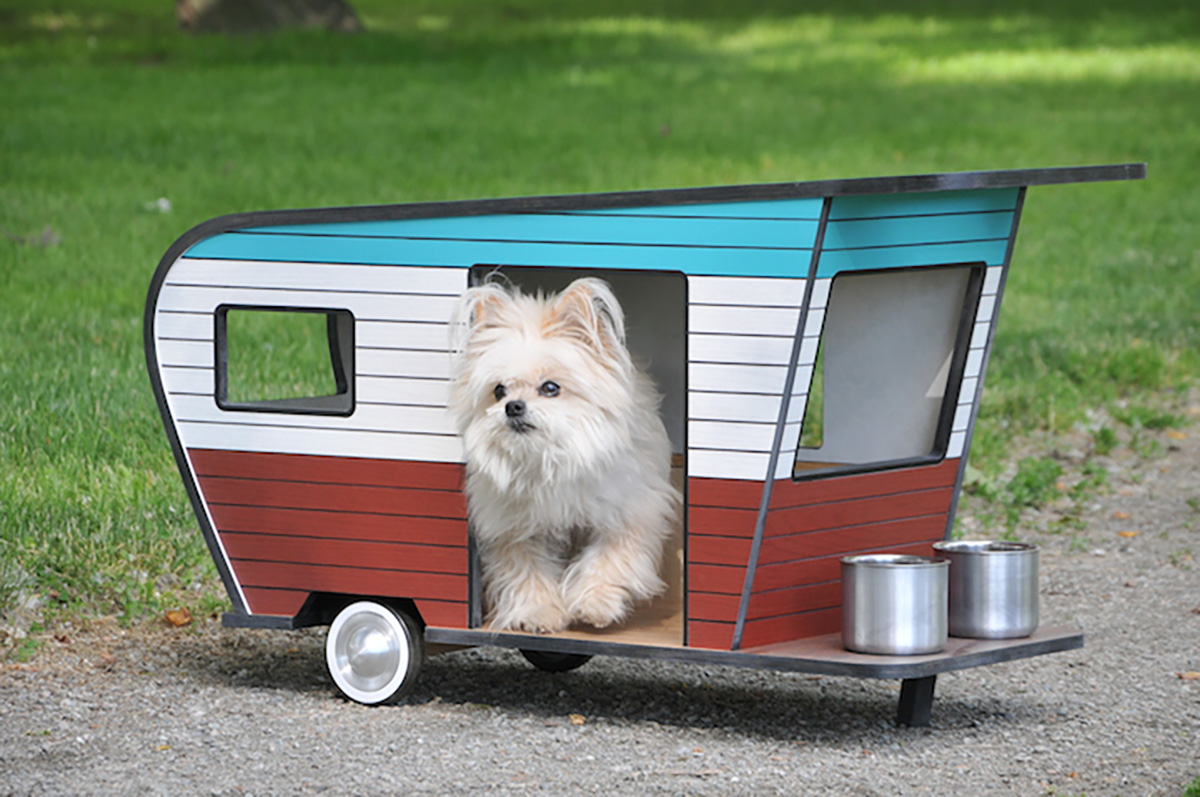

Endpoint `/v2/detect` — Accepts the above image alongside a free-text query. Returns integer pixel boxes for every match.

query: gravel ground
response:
[3,416,1199,795]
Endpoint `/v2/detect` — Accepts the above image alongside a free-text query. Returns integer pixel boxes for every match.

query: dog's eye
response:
[493,384,506,401]
[538,381,560,398]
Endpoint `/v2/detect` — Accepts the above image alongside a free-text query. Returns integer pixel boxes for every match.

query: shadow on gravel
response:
[169,627,1036,741]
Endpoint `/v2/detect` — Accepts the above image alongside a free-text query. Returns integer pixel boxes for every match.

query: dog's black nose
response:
[505,400,526,418]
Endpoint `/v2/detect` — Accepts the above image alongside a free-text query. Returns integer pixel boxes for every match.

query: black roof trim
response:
[175,164,1147,247]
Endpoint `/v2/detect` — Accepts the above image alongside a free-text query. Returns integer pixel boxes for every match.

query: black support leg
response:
[896,675,937,727]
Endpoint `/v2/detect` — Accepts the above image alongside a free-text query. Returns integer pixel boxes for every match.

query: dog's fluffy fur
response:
[448,277,680,633]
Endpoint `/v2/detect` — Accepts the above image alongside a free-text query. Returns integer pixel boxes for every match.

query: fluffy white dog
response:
[449,277,679,633]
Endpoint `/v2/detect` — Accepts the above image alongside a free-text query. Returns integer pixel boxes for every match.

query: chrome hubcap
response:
[334,612,404,695]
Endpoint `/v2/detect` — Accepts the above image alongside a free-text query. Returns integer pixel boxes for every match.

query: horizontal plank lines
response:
[687,506,757,538]
[239,211,820,248]
[171,259,465,293]
[218,525,466,552]
[688,333,794,366]
[195,468,464,495]
[560,210,820,222]
[356,399,448,410]
[689,420,796,453]
[688,534,753,566]
[169,395,456,432]
[208,500,468,527]
[685,564,747,595]
[823,236,1009,253]
[688,393,797,427]
[189,449,464,487]
[822,212,1015,250]
[769,459,959,509]
[177,416,459,439]
[183,235,811,278]
[754,515,947,571]
[155,285,457,322]
[230,556,463,578]
[692,582,843,623]
[209,505,466,547]
[163,281,457,299]
[686,622,735,651]
[816,241,1008,278]
[764,487,954,537]
[738,607,841,648]
[688,305,800,336]
[688,477,764,510]
[751,540,938,596]
[414,600,469,628]
[231,560,466,603]
[688,461,958,513]
[829,207,1016,224]
[173,423,464,463]
[687,275,806,306]
[687,450,771,481]
[241,587,307,617]
[221,532,466,574]
[234,230,815,253]
[198,475,467,519]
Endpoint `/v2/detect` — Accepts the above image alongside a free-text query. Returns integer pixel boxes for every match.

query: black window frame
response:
[792,262,986,482]
[214,304,356,417]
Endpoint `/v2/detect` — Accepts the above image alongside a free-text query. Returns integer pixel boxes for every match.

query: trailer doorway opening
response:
[468,265,687,647]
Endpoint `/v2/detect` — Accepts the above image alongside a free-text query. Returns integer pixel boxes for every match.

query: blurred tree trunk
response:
[176,0,363,34]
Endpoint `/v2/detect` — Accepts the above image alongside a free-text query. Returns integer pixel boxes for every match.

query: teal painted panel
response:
[184,232,812,278]
[829,188,1019,220]
[245,212,819,251]
[816,240,1008,277]
[823,211,1014,251]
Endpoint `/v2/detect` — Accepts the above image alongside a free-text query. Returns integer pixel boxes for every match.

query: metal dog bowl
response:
[932,540,1039,639]
[841,554,948,655]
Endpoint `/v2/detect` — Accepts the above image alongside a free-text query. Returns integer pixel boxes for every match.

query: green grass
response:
[2,0,1199,624]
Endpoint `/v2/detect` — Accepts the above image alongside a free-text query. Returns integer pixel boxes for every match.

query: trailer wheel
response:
[326,601,424,705]
[519,648,593,673]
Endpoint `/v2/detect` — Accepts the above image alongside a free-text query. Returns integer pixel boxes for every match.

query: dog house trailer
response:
[145,164,1144,725]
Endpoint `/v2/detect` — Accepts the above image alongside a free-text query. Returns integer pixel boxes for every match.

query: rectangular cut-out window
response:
[794,264,982,479]
[216,306,354,415]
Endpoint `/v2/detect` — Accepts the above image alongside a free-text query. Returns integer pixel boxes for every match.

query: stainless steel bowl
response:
[932,540,1039,639]
[841,554,948,655]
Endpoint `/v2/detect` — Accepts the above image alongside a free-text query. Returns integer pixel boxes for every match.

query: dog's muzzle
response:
[505,400,534,433]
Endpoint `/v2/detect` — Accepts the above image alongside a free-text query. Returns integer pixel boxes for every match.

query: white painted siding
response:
[685,276,805,480]
[153,257,467,464]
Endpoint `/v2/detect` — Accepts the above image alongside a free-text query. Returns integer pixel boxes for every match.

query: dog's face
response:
[449,278,637,481]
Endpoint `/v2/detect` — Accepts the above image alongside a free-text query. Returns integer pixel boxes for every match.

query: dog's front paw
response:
[518,602,571,634]
[491,598,570,634]
[566,583,632,629]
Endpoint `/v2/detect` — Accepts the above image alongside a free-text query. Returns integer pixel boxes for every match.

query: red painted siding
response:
[741,461,960,648]
[685,459,960,651]
[189,449,960,650]
[684,478,760,645]
[189,449,470,627]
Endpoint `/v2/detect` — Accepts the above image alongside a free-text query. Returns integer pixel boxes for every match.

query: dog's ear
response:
[547,278,628,356]
[450,283,512,353]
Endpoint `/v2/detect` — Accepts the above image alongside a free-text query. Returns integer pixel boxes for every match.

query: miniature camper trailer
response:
[145,164,1144,725]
